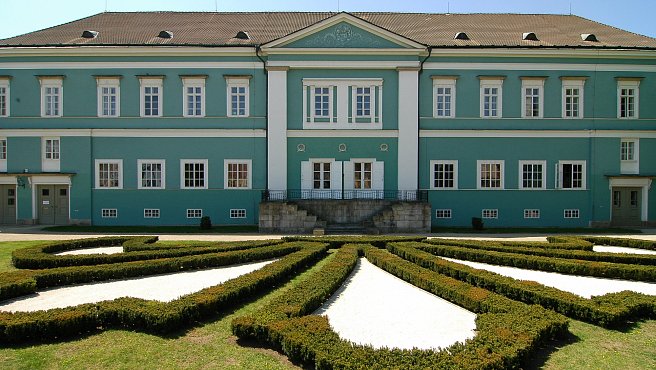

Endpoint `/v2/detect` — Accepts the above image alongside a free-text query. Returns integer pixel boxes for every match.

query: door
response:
[301,160,343,199]
[301,160,384,200]
[0,185,16,224]
[37,185,69,225]
[611,187,641,226]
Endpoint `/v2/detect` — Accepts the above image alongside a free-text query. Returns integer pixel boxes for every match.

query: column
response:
[397,67,419,191]
[267,66,288,191]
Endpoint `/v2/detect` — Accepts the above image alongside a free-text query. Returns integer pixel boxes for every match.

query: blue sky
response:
[1,0,654,40]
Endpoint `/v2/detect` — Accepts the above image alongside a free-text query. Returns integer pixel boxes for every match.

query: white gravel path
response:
[0,259,275,312]
[55,247,124,255]
[593,245,656,255]
[441,257,656,298]
[315,258,477,350]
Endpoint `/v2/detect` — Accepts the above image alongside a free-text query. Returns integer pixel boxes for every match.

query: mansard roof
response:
[2,11,655,49]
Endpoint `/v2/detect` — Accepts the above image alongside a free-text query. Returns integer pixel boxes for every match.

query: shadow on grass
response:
[523,328,581,370]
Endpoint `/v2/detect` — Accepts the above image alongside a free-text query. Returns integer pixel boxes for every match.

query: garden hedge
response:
[0,242,328,343]
[233,245,568,369]
[12,237,281,269]
[282,235,426,248]
[577,236,656,251]
[430,237,594,251]
[390,242,656,327]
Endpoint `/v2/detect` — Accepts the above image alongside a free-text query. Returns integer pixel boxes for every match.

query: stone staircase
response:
[259,202,325,234]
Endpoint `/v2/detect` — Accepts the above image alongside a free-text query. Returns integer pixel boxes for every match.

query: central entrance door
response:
[301,159,384,199]
[37,185,69,225]
[611,187,641,226]
[0,185,16,224]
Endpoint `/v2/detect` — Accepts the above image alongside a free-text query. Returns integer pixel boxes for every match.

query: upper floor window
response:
[557,161,586,190]
[0,78,9,117]
[224,159,252,189]
[226,76,250,117]
[354,87,372,117]
[96,77,120,117]
[433,76,457,118]
[39,76,63,117]
[138,159,165,189]
[521,77,545,119]
[561,77,586,119]
[477,160,504,189]
[314,87,331,118]
[139,76,163,117]
[0,139,6,160]
[479,77,504,118]
[519,160,546,190]
[95,159,123,189]
[620,138,639,175]
[617,78,640,119]
[181,159,208,189]
[430,160,458,189]
[182,76,206,117]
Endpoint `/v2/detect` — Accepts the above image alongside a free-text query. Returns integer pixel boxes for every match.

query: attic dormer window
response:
[581,33,598,42]
[81,30,98,39]
[454,32,469,40]
[522,32,538,41]
[235,31,250,40]
[158,30,173,39]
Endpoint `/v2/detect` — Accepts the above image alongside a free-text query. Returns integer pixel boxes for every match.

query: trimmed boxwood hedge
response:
[12,237,282,269]
[121,239,283,252]
[0,242,328,344]
[282,235,426,248]
[577,236,656,251]
[233,245,568,369]
[421,243,656,282]
[390,242,656,327]
[430,237,594,251]
[425,238,656,266]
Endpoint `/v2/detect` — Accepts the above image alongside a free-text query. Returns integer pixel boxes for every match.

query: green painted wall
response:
[285,22,405,49]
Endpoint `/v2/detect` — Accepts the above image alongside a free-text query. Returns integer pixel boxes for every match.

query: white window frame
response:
[95,159,123,189]
[617,79,640,119]
[620,138,639,175]
[477,160,504,190]
[561,77,585,119]
[0,138,6,172]
[144,209,160,219]
[479,77,504,118]
[226,77,250,117]
[101,208,118,218]
[521,78,545,119]
[0,78,9,117]
[224,159,252,189]
[137,159,166,190]
[482,209,498,219]
[524,209,540,219]
[311,85,333,120]
[230,209,247,219]
[556,160,586,190]
[433,77,457,118]
[518,160,547,190]
[39,76,63,117]
[564,209,580,219]
[186,209,203,218]
[435,209,452,219]
[182,77,206,118]
[430,160,458,189]
[42,137,61,172]
[139,77,163,117]
[353,86,373,118]
[96,77,120,117]
[180,159,208,189]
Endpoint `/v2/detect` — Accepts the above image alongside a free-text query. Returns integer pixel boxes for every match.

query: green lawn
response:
[0,240,653,369]
[42,225,259,234]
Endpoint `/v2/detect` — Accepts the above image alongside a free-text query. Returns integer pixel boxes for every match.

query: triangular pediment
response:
[263,12,424,49]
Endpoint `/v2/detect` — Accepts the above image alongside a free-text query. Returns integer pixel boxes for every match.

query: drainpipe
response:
[417,46,433,200]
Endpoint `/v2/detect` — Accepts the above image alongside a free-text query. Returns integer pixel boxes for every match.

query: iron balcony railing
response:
[262,189,428,202]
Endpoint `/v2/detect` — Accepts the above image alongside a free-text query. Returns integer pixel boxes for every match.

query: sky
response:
[0,0,654,40]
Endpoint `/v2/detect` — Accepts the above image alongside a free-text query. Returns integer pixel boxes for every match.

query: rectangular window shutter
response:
[372,161,384,191]
[343,161,354,192]
[331,161,343,191]
[300,161,312,190]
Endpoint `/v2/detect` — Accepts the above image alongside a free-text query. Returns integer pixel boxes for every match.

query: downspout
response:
[417,46,433,200]
[255,45,269,199]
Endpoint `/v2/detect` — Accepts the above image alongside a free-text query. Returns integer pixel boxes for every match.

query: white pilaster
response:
[397,67,419,190]
[267,67,288,190]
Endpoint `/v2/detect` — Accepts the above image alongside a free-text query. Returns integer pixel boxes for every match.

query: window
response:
[314,87,331,118]
[144,209,160,218]
[354,87,372,117]
[564,209,580,219]
[96,77,120,117]
[139,77,163,117]
[519,160,546,190]
[430,160,458,189]
[138,160,165,189]
[617,78,640,119]
[182,77,205,117]
[101,209,117,218]
[0,78,9,117]
[181,160,208,189]
[39,76,63,117]
[313,162,331,190]
[95,160,123,189]
[480,77,504,118]
[561,77,585,119]
[226,77,250,117]
[478,160,504,189]
[521,78,545,119]
[230,209,247,219]
[524,209,540,219]
[42,137,61,172]
[557,161,586,189]
[0,139,5,160]
[187,209,203,218]
[482,209,498,219]
[433,77,457,118]
[224,160,252,189]
[620,139,637,161]
[353,161,373,189]
[435,209,452,219]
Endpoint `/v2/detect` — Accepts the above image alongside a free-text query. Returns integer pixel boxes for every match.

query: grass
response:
[42,225,260,234]
[0,240,653,369]
[432,227,641,234]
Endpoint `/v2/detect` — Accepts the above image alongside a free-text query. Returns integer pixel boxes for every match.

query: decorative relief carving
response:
[292,23,390,48]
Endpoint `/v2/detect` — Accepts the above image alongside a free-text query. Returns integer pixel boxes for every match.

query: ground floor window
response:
[523,209,540,219]
[313,162,331,189]
[564,209,580,218]
[186,209,203,218]
[478,161,504,189]
[101,208,117,218]
[96,160,123,189]
[558,161,585,189]
[230,209,247,219]
[144,209,160,218]
[435,209,452,219]
[482,209,498,219]
[353,162,372,189]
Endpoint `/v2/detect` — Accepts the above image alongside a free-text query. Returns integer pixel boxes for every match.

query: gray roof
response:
[1,12,655,49]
